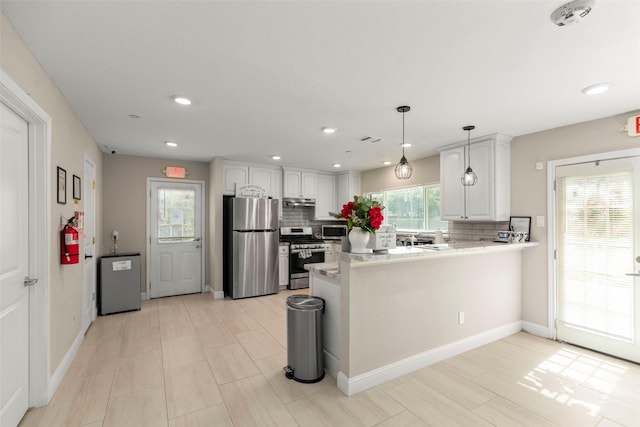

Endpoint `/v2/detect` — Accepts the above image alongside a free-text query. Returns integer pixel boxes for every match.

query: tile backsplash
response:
[447,221,509,241]
[280,206,343,236]
[281,206,509,242]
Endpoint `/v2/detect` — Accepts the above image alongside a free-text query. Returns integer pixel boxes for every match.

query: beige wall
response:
[102,154,210,292]
[1,13,104,372]
[341,249,522,377]
[511,110,640,327]
[361,155,440,193]
[208,157,224,293]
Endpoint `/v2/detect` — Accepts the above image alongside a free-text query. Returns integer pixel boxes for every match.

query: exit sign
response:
[164,166,187,178]
[628,115,640,137]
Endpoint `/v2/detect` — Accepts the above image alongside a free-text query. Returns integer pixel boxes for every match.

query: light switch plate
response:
[536,216,545,227]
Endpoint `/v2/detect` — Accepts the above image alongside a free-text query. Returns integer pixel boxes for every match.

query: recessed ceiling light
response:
[165,141,178,147]
[332,163,341,168]
[322,127,337,134]
[172,95,192,105]
[581,82,612,95]
[383,161,392,165]
[401,143,412,148]
[271,155,281,160]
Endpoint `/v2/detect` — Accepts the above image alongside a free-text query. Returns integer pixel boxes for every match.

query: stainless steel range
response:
[280,227,331,289]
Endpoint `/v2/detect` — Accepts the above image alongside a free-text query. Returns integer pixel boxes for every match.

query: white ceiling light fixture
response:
[383,161,392,166]
[401,143,412,148]
[172,95,192,105]
[551,0,594,26]
[394,106,412,180]
[332,163,341,168]
[461,125,478,186]
[581,82,612,95]
[322,127,336,134]
[271,155,281,160]
[165,141,178,147]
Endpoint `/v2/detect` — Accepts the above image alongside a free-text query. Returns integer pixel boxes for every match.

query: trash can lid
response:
[286,294,324,310]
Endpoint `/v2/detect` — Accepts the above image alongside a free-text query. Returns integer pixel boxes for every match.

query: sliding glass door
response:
[555,156,640,363]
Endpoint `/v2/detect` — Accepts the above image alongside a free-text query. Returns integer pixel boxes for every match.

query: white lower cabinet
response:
[438,133,511,221]
[278,244,289,288]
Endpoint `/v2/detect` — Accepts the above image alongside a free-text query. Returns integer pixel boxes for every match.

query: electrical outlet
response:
[458,311,465,325]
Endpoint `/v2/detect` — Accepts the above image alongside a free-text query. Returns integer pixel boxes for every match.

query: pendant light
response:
[394,106,412,180]
[461,125,478,186]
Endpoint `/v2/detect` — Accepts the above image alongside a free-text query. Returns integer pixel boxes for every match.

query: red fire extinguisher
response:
[61,221,80,265]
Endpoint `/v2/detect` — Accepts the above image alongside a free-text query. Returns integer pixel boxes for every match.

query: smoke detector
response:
[551,0,594,26]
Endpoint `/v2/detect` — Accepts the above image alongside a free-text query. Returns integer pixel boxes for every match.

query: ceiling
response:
[2,1,639,172]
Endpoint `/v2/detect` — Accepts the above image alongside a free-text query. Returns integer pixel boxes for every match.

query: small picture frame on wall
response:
[57,167,66,204]
[73,175,81,200]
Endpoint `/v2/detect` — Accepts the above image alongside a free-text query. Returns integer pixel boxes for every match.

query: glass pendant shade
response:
[395,105,412,180]
[461,166,478,186]
[395,155,412,179]
[461,124,477,186]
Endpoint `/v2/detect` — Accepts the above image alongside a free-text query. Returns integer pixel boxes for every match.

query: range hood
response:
[283,197,316,207]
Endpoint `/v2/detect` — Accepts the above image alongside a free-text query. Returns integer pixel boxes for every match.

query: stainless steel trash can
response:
[284,295,325,383]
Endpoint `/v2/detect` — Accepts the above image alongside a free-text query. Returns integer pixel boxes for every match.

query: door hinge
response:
[554,249,557,260]
[92,180,96,190]
[553,180,556,191]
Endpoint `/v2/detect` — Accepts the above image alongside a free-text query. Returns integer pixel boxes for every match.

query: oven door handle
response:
[290,249,328,254]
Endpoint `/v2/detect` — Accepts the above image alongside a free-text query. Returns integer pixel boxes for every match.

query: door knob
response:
[636,256,640,263]
[194,237,201,242]
[24,276,38,287]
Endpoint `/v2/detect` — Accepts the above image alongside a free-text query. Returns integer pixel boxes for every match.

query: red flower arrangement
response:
[335,195,385,233]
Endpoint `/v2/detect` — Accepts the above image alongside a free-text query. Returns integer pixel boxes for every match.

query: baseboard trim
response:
[522,321,553,339]
[212,290,224,300]
[337,321,522,396]
[48,327,84,400]
[140,292,147,301]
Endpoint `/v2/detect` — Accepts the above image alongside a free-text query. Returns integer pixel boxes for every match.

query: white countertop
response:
[344,240,538,267]
[305,241,538,276]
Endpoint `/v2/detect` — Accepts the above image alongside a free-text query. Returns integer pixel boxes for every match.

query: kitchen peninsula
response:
[306,241,537,396]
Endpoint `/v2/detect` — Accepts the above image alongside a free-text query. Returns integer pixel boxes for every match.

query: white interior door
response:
[0,103,30,426]
[82,157,96,332]
[555,156,640,363]
[149,180,203,298]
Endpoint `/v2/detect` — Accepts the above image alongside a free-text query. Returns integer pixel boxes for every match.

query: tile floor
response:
[18,289,640,427]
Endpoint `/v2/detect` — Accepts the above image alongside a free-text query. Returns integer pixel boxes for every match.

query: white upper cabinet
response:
[315,173,337,220]
[283,168,317,198]
[438,133,511,221]
[223,162,281,201]
[223,164,248,195]
[337,171,361,206]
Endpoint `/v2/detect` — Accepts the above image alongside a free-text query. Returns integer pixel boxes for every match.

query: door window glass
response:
[157,188,195,242]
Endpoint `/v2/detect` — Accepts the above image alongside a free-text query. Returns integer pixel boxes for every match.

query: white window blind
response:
[556,170,634,342]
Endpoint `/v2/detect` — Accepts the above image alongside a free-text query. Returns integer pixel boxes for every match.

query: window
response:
[157,188,196,241]
[367,184,447,232]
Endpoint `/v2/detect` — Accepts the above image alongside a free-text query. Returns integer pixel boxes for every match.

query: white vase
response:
[349,227,370,253]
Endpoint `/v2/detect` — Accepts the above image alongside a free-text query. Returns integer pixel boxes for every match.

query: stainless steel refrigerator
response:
[223,197,279,299]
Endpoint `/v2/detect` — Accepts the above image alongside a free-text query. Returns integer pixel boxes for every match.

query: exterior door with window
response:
[149,180,203,298]
[555,156,640,363]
